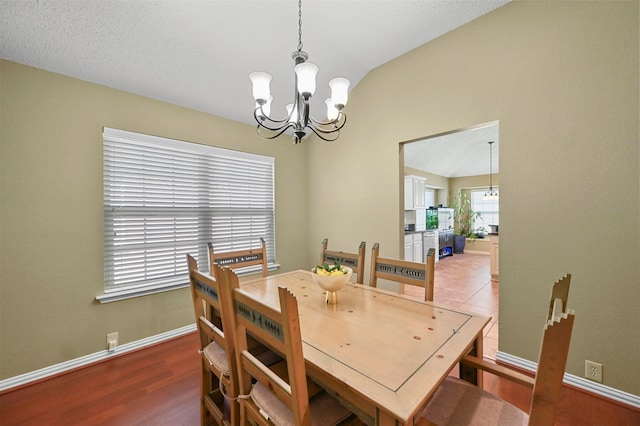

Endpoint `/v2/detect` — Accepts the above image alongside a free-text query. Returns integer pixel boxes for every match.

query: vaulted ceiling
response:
[1,0,508,175]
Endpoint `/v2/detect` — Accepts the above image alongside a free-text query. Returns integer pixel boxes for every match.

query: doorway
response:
[400,121,500,359]
[402,121,499,242]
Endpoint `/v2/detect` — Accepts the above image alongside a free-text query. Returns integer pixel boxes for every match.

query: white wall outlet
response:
[585,360,603,383]
[107,332,119,351]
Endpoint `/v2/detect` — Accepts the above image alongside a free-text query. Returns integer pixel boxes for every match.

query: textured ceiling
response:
[1,0,509,126]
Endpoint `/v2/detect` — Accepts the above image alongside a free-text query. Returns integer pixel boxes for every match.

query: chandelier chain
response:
[484,141,498,199]
[489,141,493,187]
[297,0,303,52]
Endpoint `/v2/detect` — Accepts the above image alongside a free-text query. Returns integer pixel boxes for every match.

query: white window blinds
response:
[101,128,275,301]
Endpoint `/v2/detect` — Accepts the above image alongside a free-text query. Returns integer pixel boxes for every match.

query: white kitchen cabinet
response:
[412,236,423,262]
[404,232,423,262]
[404,234,413,261]
[404,175,427,210]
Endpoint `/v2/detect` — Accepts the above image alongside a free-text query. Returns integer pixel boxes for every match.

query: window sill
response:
[96,282,189,304]
[96,263,280,304]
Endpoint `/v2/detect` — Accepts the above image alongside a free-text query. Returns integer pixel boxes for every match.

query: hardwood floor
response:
[1,254,638,425]
[404,252,499,359]
[0,334,202,425]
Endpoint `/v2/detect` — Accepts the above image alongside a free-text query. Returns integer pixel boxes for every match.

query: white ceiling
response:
[1,0,507,176]
[404,122,499,178]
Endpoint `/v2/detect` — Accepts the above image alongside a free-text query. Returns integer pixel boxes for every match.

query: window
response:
[100,128,275,302]
[471,189,499,231]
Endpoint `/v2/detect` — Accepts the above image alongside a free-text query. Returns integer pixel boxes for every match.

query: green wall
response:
[306,1,639,395]
[0,60,309,379]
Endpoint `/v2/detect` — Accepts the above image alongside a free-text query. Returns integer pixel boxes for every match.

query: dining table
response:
[240,269,491,425]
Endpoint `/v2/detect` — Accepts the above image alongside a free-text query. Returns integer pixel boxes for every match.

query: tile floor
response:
[403,252,499,359]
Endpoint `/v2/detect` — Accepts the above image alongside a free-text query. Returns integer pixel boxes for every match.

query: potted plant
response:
[450,191,484,253]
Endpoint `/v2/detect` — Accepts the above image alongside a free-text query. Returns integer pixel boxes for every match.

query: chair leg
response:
[201,363,222,425]
[227,392,239,426]
[201,365,211,426]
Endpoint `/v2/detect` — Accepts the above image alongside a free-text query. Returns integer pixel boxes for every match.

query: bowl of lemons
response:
[311,261,352,304]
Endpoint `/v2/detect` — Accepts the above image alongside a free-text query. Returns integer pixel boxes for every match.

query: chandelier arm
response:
[308,112,347,133]
[308,112,345,126]
[253,107,295,127]
[256,123,296,140]
[307,123,340,142]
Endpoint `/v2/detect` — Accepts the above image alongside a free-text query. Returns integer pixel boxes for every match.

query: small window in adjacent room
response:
[99,128,276,302]
[471,189,499,232]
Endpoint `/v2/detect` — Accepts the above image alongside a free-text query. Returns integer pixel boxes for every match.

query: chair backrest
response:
[547,273,571,322]
[208,238,268,279]
[188,254,228,351]
[229,277,313,425]
[187,255,239,424]
[369,242,434,301]
[320,239,366,284]
[529,274,575,426]
[425,248,435,301]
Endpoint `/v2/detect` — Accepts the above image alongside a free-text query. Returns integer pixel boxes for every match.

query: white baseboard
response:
[496,351,640,409]
[461,250,489,255]
[0,324,196,393]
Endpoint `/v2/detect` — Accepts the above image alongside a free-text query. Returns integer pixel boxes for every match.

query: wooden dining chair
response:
[418,274,575,426]
[207,238,268,279]
[223,268,354,426]
[369,242,434,301]
[320,238,366,284]
[187,255,239,426]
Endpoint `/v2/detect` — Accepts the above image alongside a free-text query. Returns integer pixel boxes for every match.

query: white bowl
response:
[311,267,352,304]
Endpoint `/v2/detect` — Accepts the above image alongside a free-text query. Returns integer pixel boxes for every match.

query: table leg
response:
[376,408,399,425]
[459,332,484,387]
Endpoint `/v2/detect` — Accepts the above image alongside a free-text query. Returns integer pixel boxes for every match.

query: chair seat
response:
[202,341,229,375]
[204,340,284,376]
[419,377,528,426]
[250,381,352,426]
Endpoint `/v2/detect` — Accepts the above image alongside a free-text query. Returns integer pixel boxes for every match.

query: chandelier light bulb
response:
[249,72,272,103]
[294,62,319,99]
[325,98,339,120]
[285,103,298,124]
[483,191,499,200]
[263,96,272,117]
[329,77,350,109]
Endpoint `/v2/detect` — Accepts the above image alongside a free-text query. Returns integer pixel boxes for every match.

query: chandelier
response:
[249,0,350,144]
[484,141,499,200]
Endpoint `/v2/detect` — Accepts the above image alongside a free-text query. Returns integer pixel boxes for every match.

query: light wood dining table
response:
[240,270,491,425]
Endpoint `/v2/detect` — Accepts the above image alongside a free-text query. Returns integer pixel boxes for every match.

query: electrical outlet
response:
[585,360,603,383]
[107,332,119,351]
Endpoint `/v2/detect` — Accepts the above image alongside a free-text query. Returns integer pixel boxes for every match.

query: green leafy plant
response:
[450,191,485,238]
[313,260,347,276]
